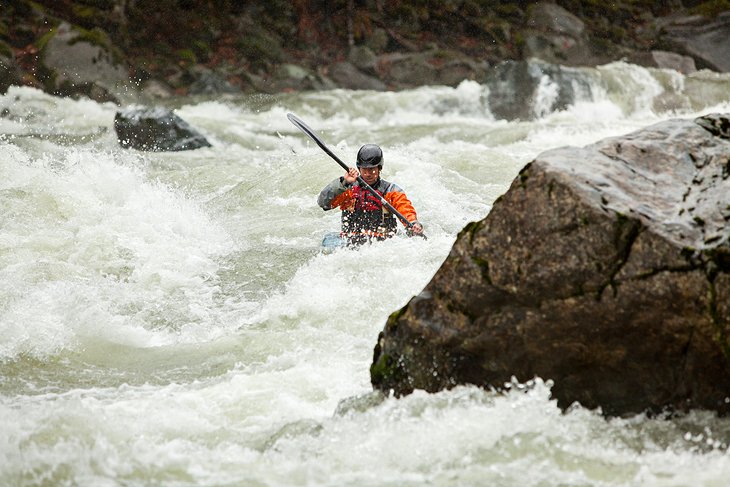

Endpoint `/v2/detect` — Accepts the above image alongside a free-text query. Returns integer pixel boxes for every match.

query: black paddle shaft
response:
[287,112,420,233]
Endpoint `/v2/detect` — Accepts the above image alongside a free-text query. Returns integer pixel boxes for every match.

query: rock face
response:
[40,22,131,103]
[3,2,730,100]
[523,2,593,66]
[114,107,211,151]
[371,113,730,416]
[661,12,730,72]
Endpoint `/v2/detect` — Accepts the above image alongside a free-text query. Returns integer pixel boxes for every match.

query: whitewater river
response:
[2,62,730,486]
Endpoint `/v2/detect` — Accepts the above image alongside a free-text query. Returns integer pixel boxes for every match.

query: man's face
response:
[359,166,380,185]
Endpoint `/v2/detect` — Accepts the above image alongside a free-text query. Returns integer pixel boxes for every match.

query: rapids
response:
[2,62,730,486]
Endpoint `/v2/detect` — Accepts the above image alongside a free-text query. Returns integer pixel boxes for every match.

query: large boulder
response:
[329,61,387,91]
[375,50,489,89]
[377,52,438,88]
[264,63,336,93]
[371,113,730,416]
[660,12,730,72]
[39,22,132,103]
[523,2,593,66]
[114,107,211,151]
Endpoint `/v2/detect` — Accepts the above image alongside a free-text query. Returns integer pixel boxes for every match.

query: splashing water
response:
[2,62,730,486]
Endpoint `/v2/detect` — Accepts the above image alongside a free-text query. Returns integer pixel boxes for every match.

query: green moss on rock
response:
[35,26,58,52]
[176,48,197,65]
[385,304,407,331]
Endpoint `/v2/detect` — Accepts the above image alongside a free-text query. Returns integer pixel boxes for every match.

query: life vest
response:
[319,177,418,245]
[341,184,398,244]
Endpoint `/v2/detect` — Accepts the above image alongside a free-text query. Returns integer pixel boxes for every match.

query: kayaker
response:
[317,144,423,245]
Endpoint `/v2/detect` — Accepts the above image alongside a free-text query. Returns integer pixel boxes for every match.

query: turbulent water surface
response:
[2,63,730,486]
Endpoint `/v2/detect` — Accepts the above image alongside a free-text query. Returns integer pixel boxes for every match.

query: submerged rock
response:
[114,107,211,151]
[371,113,730,416]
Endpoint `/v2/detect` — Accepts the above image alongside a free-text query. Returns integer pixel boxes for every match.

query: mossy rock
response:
[236,31,284,68]
[176,49,198,65]
[35,26,58,51]
[494,3,525,21]
[71,4,98,19]
[71,26,112,48]
[191,40,212,62]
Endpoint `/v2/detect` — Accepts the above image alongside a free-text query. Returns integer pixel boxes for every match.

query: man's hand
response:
[344,167,359,184]
[408,221,424,235]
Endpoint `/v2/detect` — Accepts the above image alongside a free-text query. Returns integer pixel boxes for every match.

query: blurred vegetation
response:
[689,0,730,15]
[0,0,726,91]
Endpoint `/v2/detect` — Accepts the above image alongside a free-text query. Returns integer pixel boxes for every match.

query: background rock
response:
[1,1,727,100]
[371,113,730,416]
[39,22,131,103]
[628,50,697,74]
[523,2,593,66]
[329,62,386,91]
[661,12,730,72]
[187,67,241,95]
[377,52,438,87]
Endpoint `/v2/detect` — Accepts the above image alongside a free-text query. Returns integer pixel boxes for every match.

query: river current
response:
[2,62,730,486]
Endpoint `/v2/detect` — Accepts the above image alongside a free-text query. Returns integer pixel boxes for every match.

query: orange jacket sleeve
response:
[385,190,417,226]
[330,189,354,210]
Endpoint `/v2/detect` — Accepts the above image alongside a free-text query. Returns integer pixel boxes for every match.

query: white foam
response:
[2,70,730,486]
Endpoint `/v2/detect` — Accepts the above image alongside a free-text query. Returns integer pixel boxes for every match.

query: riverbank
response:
[1,0,729,103]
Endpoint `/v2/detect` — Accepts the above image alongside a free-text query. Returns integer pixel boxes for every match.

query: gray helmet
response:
[356,144,383,168]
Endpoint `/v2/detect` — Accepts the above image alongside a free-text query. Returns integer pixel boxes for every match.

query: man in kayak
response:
[318,144,423,246]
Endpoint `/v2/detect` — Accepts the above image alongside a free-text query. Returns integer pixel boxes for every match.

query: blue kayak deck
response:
[321,232,346,252]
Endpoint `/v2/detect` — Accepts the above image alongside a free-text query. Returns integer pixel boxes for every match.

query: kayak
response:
[321,232,346,253]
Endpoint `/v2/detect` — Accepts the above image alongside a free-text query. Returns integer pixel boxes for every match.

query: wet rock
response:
[139,80,175,99]
[39,22,132,103]
[347,46,379,75]
[363,49,487,89]
[523,2,593,66]
[628,50,697,74]
[267,63,335,92]
[483,59,594,121]
[377,52,437,87]
[660,12,730,72]
[329,61,386,91]
[435,58,490,87]
[114,107,211,151]
[0,52,23,94]
[371,113,730,416]
[364,27,389,52]
[188,67,241,95]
